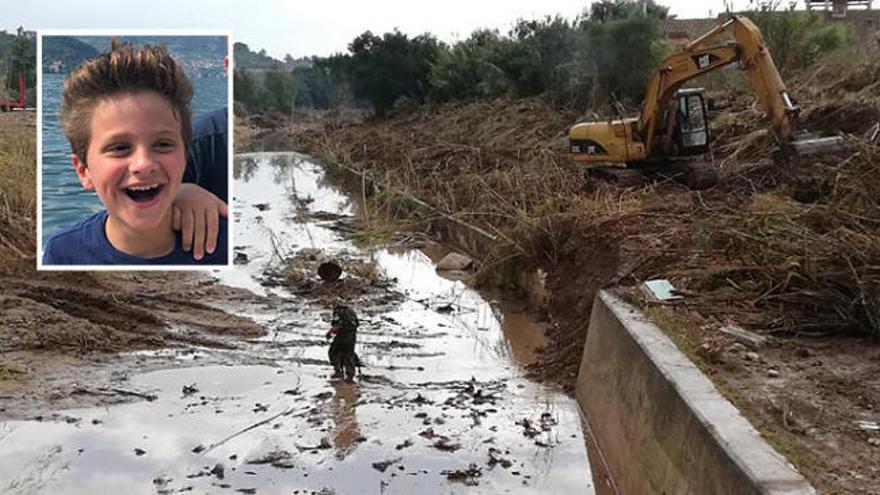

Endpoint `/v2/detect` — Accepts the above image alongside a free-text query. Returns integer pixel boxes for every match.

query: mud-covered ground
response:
[0,268,264,417]
[0,151,600,494]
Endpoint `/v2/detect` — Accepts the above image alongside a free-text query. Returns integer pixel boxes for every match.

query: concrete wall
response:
[576,291,815,495]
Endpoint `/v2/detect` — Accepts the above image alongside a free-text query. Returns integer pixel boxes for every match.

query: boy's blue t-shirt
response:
[43,210,228,266]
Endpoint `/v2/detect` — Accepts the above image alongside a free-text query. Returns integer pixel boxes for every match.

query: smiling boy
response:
[42,40,227,265]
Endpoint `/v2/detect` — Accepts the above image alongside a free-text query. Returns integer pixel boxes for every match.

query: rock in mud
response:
[442,463,482,486]
[718,324,766,349]
[210,463,225,479]
[487,447,513,469]
[433,437,462,452]
[371,457,401,472]
[436,252,474,272]
[394,439,413,450]
[418,427,439,439]
[246,449,296,469]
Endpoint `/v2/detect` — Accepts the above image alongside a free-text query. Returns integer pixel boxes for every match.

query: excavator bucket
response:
[785,134,847,160]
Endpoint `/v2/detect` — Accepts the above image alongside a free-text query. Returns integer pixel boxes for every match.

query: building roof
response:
[806,0,873,9]
[661,18,720,40]
[661,10,880,42]
[835,8,880,20]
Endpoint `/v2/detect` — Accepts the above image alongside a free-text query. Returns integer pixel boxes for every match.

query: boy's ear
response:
[72,154,94,190]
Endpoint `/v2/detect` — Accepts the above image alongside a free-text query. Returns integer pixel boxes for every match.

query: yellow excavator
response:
[568,14,843,189]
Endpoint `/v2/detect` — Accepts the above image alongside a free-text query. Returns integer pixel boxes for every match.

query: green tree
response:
[233,68,259,113]
[429,17,583,104]
[4,26,36,105]
[586,0,668,23]
[314,54,356,108]
[264,70,297,113]
[493,16,576,98]
[429,29,508,102]
[578,0,669,104]
[346,30,441,116]
[291,63,335,109]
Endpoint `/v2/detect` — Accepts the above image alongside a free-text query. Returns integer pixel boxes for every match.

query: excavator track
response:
[584,166,645,188]
[585,161,719,190]
[666,161,719,190]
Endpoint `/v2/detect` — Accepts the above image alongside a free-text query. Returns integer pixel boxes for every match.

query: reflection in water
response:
[272,154,302,185]
[233,156,258,181]
[329,382,361,460]
[4,444,66,495]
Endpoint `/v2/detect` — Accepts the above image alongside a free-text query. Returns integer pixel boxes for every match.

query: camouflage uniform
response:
[327,304,361,381]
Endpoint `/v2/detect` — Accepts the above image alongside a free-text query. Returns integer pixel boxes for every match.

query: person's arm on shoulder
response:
[172,184,228,261]
[178,107,229,261]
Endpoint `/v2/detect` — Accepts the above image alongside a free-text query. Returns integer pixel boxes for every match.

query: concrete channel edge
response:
[576,290,816,495]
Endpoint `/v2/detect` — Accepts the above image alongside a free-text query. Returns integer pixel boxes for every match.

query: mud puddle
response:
[1,152,596,494]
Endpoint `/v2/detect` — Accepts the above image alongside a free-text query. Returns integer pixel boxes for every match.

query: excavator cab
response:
[672,88,710,156]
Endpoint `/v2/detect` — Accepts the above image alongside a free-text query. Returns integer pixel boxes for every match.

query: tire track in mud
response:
[2,278,263,353]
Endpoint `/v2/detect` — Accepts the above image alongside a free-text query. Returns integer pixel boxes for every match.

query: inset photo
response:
[38,31,231,269]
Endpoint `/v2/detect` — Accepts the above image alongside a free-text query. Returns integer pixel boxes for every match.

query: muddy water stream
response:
[1,153,597,494]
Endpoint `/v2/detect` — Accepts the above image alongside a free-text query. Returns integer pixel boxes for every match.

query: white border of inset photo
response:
[37,29,233,271]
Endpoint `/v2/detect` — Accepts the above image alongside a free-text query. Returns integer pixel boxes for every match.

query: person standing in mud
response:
[326,303,361,381]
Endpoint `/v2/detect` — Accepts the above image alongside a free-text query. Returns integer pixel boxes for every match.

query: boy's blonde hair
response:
[60,39,193,165]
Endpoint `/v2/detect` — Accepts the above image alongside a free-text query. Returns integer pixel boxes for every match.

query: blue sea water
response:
[40,37,229,248]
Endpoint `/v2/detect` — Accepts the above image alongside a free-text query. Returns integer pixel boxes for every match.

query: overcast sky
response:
[10,0,804,59]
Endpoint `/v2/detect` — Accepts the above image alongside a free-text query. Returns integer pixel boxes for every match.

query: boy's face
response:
[73,90,186,234]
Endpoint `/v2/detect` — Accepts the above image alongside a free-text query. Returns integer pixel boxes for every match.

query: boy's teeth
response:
[124,183,163,202]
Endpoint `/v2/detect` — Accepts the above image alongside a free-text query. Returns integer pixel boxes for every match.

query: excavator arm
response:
[640,15,800,154]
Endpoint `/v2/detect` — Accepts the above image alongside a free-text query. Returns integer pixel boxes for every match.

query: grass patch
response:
[0,114,36,263]
[347,177,429,248]
[644,305,705,364]
[0,121,36,213]
[0,362,26,380]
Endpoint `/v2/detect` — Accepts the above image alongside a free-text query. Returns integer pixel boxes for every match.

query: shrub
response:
[745,3,851,73]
